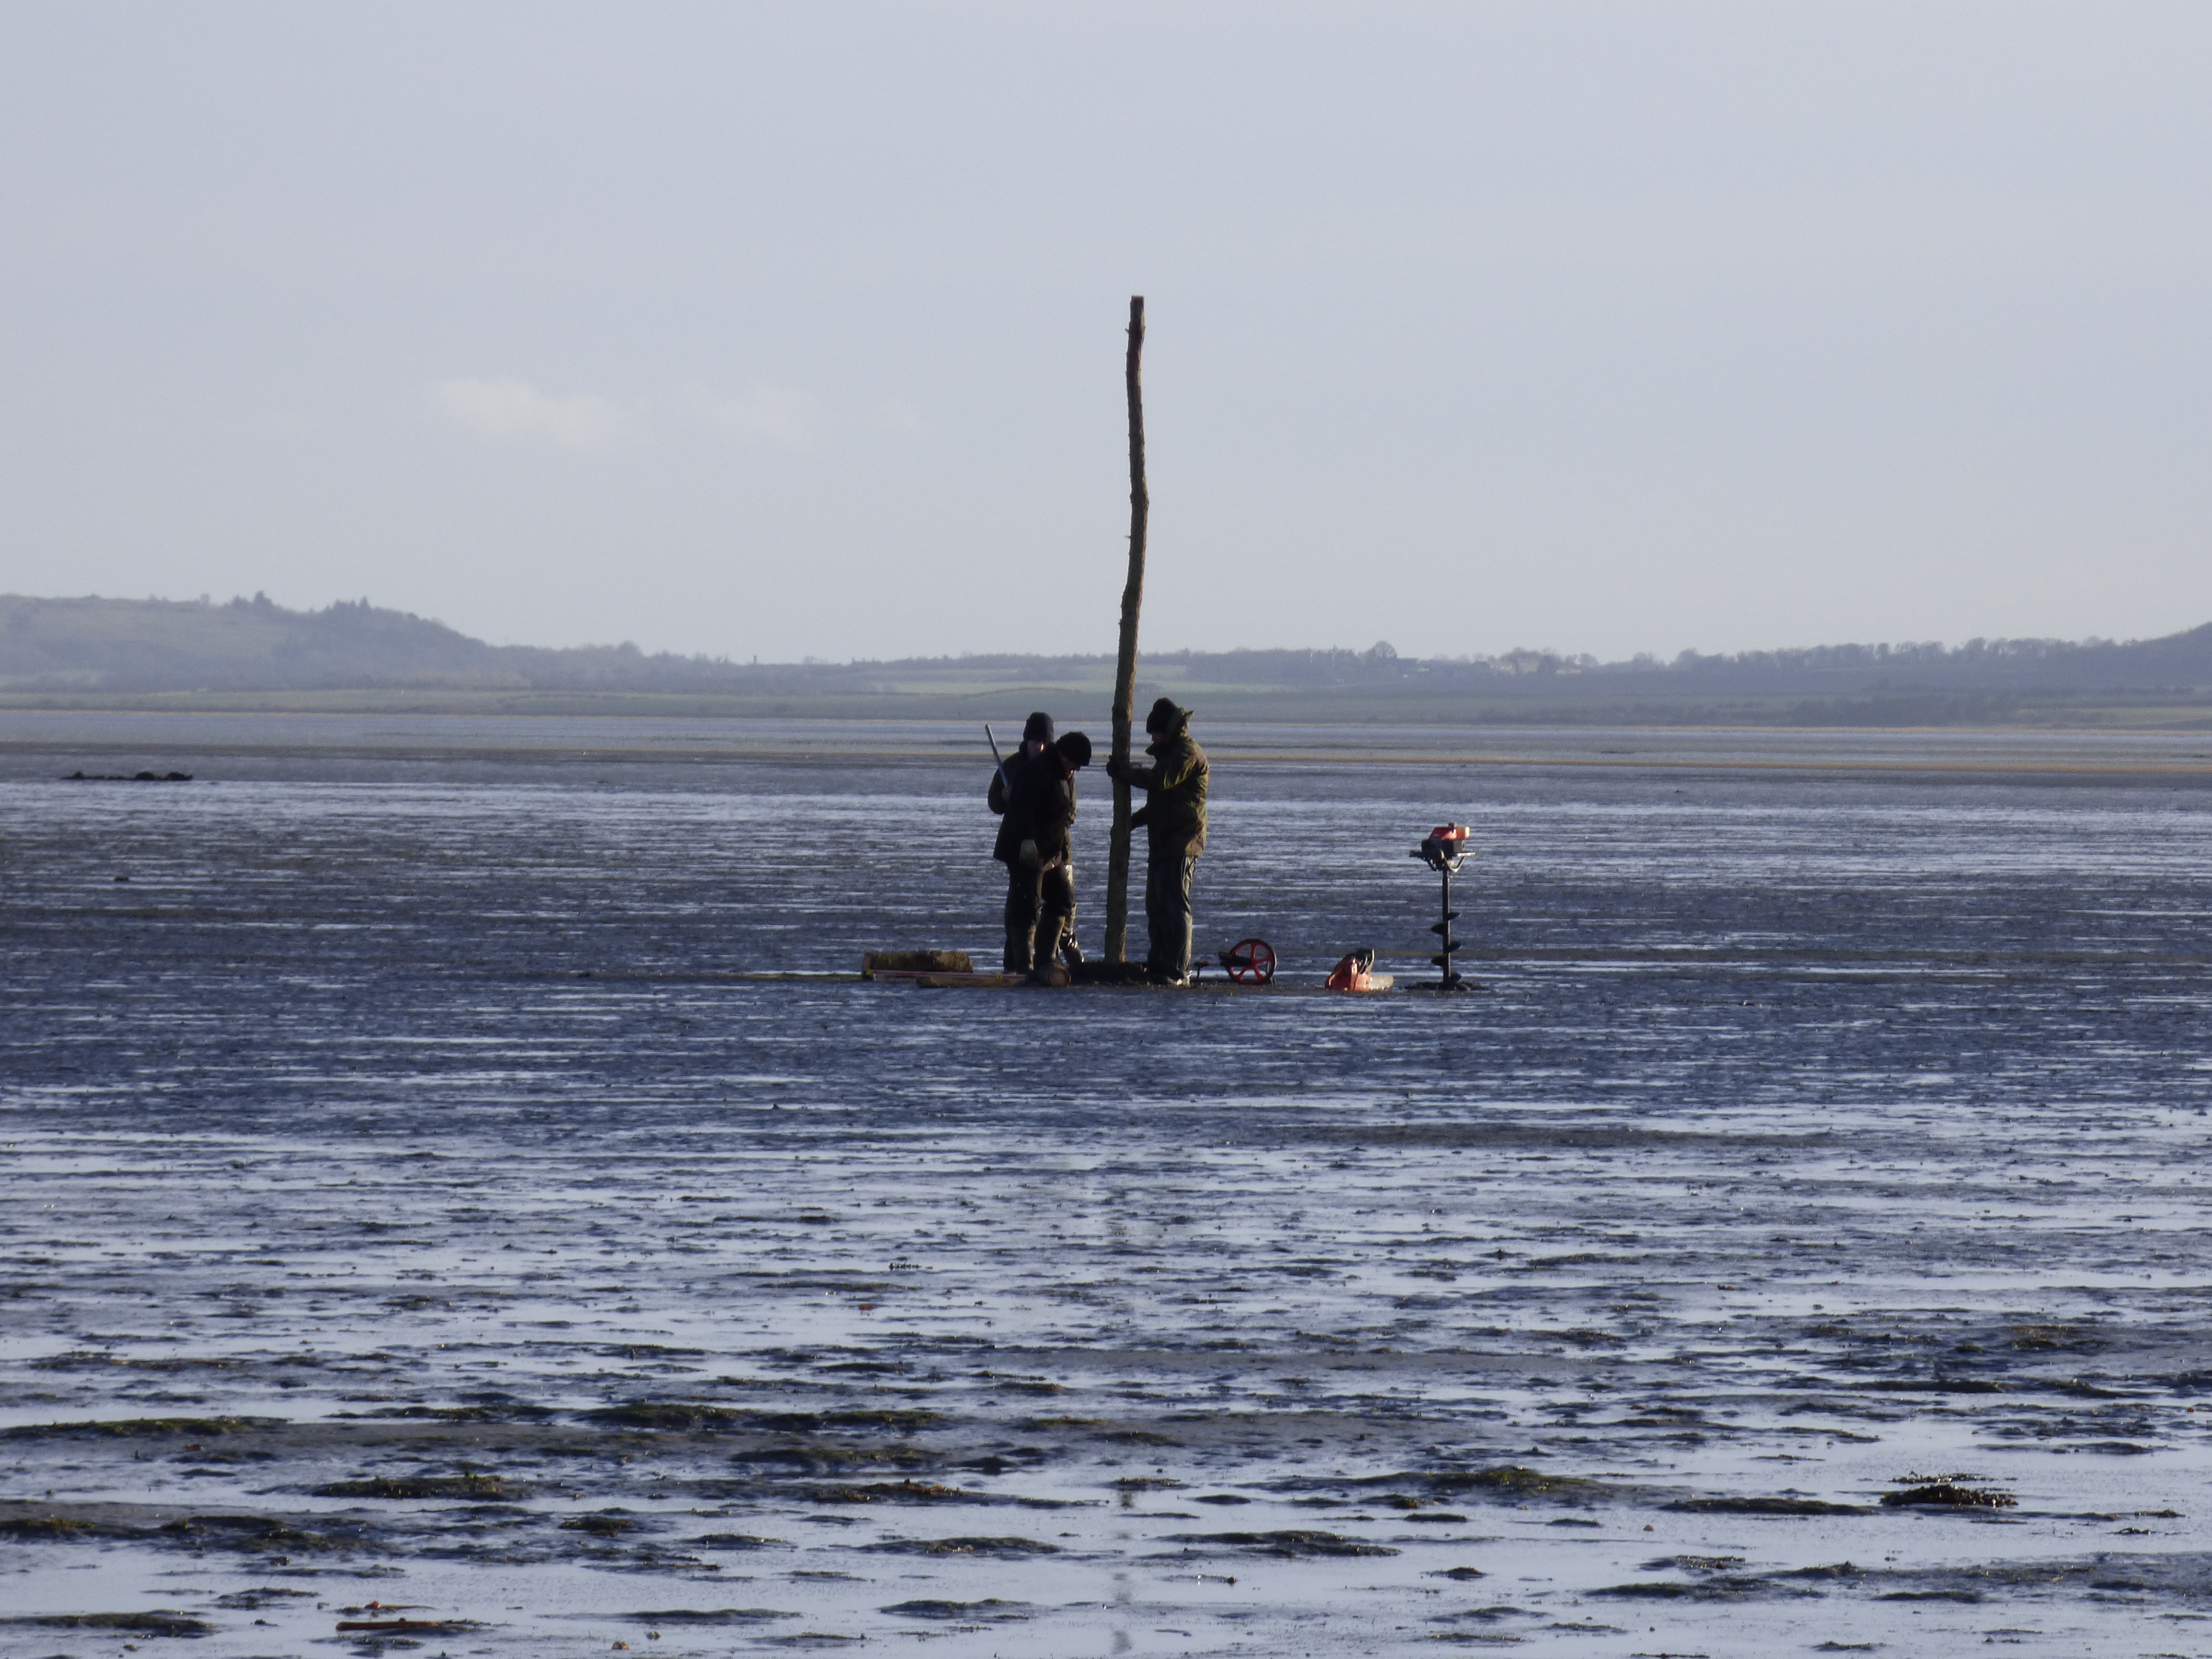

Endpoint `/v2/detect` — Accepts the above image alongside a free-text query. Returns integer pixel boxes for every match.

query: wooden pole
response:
[1104,295,1148,964]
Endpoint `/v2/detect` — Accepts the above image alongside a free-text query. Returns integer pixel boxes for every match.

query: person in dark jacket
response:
[1009,729,1091,974]
[1106,697,1208,983]
[988,715,1092,974]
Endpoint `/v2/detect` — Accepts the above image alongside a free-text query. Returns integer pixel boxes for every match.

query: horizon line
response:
[3,590,2197,673]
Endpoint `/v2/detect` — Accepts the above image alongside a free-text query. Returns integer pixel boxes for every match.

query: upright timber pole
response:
[1104,295,1148,964]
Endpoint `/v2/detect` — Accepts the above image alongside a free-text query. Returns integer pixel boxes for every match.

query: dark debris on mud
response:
[1,1611,215,1637]
[1161,1529,1403,1558]
[862,1534,1061,1558]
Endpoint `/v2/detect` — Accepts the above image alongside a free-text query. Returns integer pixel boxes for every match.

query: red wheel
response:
[1221,938,1276,985]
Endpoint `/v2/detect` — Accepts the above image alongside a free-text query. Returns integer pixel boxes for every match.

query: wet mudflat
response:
[3,717,2212,1657]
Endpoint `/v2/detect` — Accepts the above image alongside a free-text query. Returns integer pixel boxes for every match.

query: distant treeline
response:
[6,594,2212,722]
[910,633,2212,697]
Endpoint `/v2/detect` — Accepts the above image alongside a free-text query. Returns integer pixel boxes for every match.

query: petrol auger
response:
[1408,824,1473,992]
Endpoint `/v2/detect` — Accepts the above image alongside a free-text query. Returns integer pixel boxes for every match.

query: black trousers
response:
[1143,853,1196,979]
[1004,859,1076,973]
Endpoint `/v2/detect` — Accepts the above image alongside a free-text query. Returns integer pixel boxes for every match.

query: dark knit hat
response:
[1144,697,1190,734]
[1022,710,1055,743]
[1056,731,1093,769]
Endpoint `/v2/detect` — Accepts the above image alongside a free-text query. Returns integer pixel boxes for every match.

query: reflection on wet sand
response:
[2,721,2210,1655]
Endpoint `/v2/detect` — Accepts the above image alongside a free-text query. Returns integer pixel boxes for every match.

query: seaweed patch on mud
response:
[580,1401,751,1431]
[1880,1479,2018,1510]
[313,1474,527,1500]
[1,1611,215,1637]
[1275,1464,1638,1509]
[878,1598,1033,1621]
[601,1608,799,1624]
[1160,1529,1401,1558]
[353,1402,560,1422]
[1592,1575,1820,1601]
[0,1514,120,1539]
[158,1512,365,1554]
[560,1511,643,1535]
[862,1536,1061,1557]
[1,1414,286,1440]
[749,1408,946,1433]
[735,1478,1081,1508]
[211,1587,319,1609]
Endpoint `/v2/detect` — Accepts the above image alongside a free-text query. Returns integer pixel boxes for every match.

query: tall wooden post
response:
[1104,295,1148,964]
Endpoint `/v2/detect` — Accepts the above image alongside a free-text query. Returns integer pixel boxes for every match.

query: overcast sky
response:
[3,2,2209,662]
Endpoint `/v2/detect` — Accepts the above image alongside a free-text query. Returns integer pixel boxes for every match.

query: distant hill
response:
[0,592,683,693]
[7,592,2212,726]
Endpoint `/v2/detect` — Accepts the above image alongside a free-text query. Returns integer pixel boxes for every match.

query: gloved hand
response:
[1103,756,1124,780]
[1018,839,1039,867]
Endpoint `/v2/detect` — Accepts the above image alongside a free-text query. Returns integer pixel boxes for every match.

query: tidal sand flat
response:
[3,717,2211,1656]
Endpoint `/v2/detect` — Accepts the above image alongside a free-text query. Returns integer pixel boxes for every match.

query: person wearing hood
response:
[988,713,1093,974]
[1106,697,1209,984]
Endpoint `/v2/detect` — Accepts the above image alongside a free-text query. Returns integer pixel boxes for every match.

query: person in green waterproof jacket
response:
[1106,697,1209,983]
